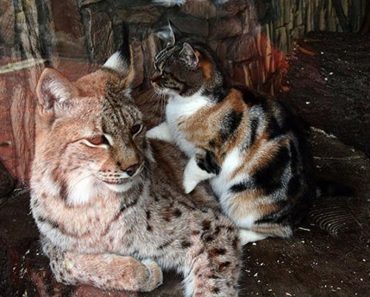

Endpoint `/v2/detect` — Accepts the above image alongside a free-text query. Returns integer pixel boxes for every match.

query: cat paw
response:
[183,177,198,194]
[141,259,163,291]
[239,230,267,245]
[146,122,173,142]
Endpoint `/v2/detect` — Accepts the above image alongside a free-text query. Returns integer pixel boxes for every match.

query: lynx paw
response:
[142,259,163,291]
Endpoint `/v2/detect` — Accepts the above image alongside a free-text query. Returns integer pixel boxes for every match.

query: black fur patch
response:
[196,150,220,174]
[248,117,259,146]
[181,240,192,249]
[255,201,292,224]
[220,111,243,142]
[229,180,255,193]
[252,146,290,193]
[287,175,301,197]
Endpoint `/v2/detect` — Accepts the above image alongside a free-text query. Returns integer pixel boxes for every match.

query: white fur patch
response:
[183,156,215,194]
[234,213,258,229]
[103,181,133,193]
[152,0,186,6]
[146,122,173,142]
[165,91,209,156]
[239,229,268,245]
[210,148,243,198]
[103,52,127,74]
[67,173,97,205]
[48,80,73,104]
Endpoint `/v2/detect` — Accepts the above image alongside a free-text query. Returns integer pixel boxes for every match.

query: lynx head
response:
[152,22,224,98]
[32,45,150,206]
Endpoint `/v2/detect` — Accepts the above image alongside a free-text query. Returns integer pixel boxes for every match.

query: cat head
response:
[33,44,150,206]
[152,22,225,98]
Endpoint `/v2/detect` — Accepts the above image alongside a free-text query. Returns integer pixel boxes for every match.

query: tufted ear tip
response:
[103,23,135,85]
[36,67,77,111]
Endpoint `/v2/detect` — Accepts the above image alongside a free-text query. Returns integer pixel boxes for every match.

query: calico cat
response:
[147,24,315,244]
[30,29,241,296]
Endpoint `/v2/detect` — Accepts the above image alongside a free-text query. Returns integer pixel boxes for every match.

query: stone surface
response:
[50,0,88,59]
[209,16,243,40]
[226,33,257,62]
[83,8,115,64]
[169,13,209,37]
[0,161,14,198]
[116,6,162,24]
[279,32,370,157]
[0,0,15,53]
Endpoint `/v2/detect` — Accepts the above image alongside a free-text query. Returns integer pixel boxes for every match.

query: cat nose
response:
[124,163,140,177]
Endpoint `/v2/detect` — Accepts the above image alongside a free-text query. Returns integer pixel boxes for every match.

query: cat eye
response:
[131,124,143,136]
[86,135,109,146]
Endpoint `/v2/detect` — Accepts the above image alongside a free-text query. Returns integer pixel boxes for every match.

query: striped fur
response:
[31,39,241,295]
[148,31,315,244]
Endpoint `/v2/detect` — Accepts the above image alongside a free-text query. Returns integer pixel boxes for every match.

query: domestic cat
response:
[147,23,315,244]
[30,29,241,296]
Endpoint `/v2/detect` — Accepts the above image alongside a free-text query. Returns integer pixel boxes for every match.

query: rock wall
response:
[0,0,367,181]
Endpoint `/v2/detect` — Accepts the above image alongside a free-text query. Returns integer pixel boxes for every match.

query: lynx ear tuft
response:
[156,20,177,48]
[103,23,134,84]
[36,68,77,111]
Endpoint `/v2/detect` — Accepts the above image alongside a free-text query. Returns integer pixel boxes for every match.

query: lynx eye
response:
[131,124,143,136]
[86,135,109,146]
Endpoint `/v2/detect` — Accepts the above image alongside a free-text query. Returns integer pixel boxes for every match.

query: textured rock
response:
[82,9,115,64]
[0,0,15,52]
[50,0,87,58]
[209,16,242,40]
[226,33,257,62]
[180,0,217,19]
[116,6,162,24]
[0,161,14,197]
[169,14,209,37]
[279,33,370,157]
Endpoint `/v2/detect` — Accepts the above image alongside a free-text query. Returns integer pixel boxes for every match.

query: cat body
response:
[147,25,315,244]
[30,33,241,296]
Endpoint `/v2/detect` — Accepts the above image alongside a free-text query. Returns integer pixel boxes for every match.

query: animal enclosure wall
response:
[0,0,367,181]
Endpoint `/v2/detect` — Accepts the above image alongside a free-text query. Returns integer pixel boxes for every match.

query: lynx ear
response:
[156,21,177,47]
[36,68,78,112]
[103,23,134,85]
[180,42,199,69]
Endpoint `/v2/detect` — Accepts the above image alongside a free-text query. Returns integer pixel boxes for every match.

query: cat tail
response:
[316,179,354,198]
[103,22,135,83]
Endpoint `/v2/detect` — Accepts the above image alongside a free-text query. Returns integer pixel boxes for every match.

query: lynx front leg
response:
[146,122,173,142]
[42,241,162,292]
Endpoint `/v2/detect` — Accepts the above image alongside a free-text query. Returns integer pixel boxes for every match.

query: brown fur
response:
[31,58,241,296]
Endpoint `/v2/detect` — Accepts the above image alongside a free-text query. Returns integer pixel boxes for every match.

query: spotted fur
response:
[148,24,315,244]
[31,34,241,296]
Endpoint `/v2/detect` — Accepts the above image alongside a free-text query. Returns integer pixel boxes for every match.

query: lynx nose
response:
[125,163,140,177]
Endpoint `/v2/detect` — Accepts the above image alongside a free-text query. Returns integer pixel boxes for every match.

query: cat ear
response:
[36,68,78,112]
[180,42,199,69]
[156,21,177,47]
